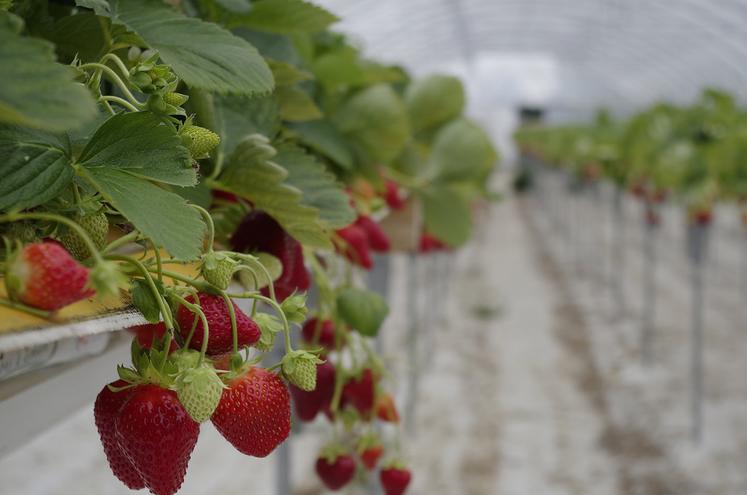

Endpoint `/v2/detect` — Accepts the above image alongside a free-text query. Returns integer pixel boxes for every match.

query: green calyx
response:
[88,259,126,298]
[381,458,409,471]
[171,349,202,371]
[175,364,226,423]
[118,342,178,389]
[281,350,323,391]
[356,433,383,453]
[253,313,283,352]
[4,244,26,301]
[60,211,108,261]
[200,251,239,290]
[280,292,308,325]
[318,443,349,463]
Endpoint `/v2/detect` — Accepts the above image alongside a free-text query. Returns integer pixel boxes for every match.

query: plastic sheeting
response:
[317,0,747,114]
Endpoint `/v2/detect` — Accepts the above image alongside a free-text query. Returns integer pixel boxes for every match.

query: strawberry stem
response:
[146,268,212,293]
[235,254,277,302]
[233,266,260,314]
[102,231,141,254]
[105,254,174,331]
[78,63,144,108]
[226,292,293,353]
[329,316,346,414]
[172,293,210,364]
[151,241,163,283]
[0,297,52,319]
[101,95,140,112]
[191,205,215,252]
[220,292,239,355]
[0,212,104,265]
[99,53,130,80]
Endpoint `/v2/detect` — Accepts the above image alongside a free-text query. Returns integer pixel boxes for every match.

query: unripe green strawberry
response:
[61,212,108,260]
[181,125,220,159]
[4,221,39,243]
[175,364,225,423]
[282,350,323,391]
[200,251,238,290]
[163,92,189,107]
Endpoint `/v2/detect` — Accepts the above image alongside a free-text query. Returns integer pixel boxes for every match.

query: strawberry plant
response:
[0,1,498,493]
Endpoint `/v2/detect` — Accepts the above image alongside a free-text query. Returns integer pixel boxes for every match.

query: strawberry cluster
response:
[418,231,449,253]
[231,210,311,300]
[291,311,410,493]
[335,215,391,270]
[97,289,296,495]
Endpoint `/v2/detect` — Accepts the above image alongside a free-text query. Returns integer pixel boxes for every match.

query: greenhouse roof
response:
[317,0,747,114]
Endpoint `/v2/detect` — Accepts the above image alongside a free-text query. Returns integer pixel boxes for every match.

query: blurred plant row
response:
[515,89,747,223]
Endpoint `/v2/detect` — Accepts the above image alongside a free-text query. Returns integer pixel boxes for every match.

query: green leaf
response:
[406,75,465,132]
[429,118,498,183]
[273,143,355,228]
[229,0,338,33]
[212,94,279,155]
[268,59,313,86]
[233,29,301,65]
[82,167,205,259]
[50,13,108,62]
[0,126,73,211]
[276,86,322,122]
[217,136,330,248]
[172,183,212,209]
[289,120,354,170]
[78,112,195,186]
[131,278,163,322]
[214,0,251,12]
[336,287,389,337]
[0,14,97,132]
[312,46,366,91]
[334,84,410,165]
[420,185,471,247]
[77,0,273,95]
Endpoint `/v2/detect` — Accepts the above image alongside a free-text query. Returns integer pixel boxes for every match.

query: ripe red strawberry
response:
[176,293,260,357]
[5,242,94,310]
[630,182,646,199]
[212,190,239,204]
[211,367,291,457]
[94,381,145,490]
[645,208,660,226]
[115,385,200,495]
[360,445,384,470]
[336,224,373,269]
[343,368,376,418]
[266,229,309,301]
[230,211,310,301]
[301,318,336,348]
[376,393,400,423]
[418,232,446,253]
[315,453,356,491]
[129,322,179,352]
[380,466,412,495]
[691,209,713,225]
[290,360,336,422]
[355,215,390,252]
[384,179,405,210]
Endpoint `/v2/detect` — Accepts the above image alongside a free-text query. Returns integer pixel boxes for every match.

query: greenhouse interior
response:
[1,0,746,494]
